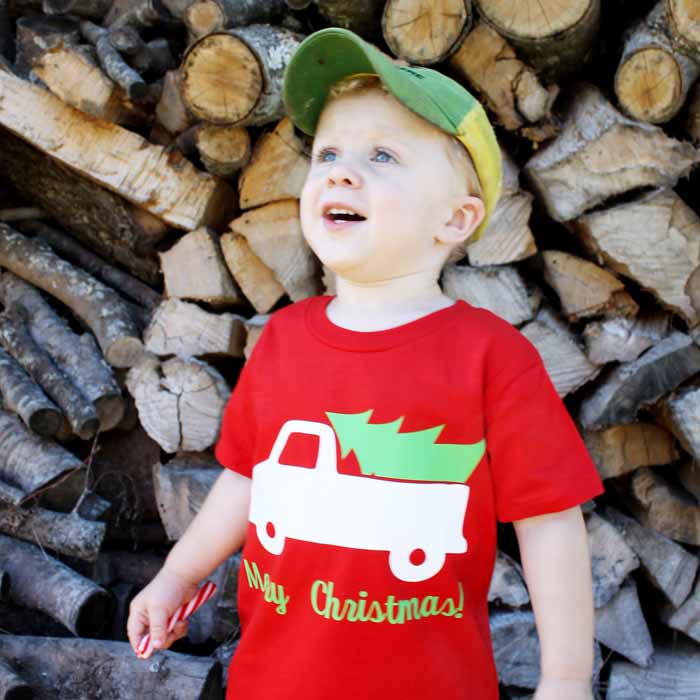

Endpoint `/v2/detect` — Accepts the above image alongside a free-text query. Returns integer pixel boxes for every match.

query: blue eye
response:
[314,148,336,163]
[373,149,395,163]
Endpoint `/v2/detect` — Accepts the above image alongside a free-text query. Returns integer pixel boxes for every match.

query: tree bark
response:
[667,0,700,60]
[14,14,80,78]
[42,0,111,18]
[0,225,143,368]
[0,657,31,700]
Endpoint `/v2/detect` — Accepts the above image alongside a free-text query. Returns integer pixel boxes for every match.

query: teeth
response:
[328,208,358,216]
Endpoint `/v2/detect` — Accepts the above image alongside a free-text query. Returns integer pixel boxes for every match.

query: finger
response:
[148,607,169,650]
[172,620,188,641]
[126,606,147,653]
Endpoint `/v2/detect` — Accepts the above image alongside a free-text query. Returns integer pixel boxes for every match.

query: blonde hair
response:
[323,74,483,265]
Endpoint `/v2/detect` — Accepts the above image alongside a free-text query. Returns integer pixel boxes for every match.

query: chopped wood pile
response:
[0,0,699,698]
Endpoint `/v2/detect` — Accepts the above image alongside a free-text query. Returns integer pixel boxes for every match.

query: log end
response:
[95,394,126,432]
[27,407,63,438]
[105,337,145,368]
[74,587,114,638]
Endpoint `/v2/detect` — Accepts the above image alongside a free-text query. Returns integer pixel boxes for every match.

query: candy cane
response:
[136,580,217,658]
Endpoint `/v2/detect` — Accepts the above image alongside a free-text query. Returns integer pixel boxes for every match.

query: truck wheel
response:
[389,548,446,582]
[256,520,285,555]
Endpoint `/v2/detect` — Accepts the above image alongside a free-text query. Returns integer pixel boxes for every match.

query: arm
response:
[127,469,251,654]
[513,505,595,700]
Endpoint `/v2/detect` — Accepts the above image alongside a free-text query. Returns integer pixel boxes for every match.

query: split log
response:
[0,636,223,700]
[686,265,700,312]
[315,0,385,39]
[181,24,302,126]
[572,190,700,326]
[667,0,700,60]
[678,458,700,502]
[153,453,219,540]
[126,353,230,453]
[160,227,243,307]
[0,130,163,285]
[43,0,111,18]
[606,637,700,698]
[0,505,105,560]
[578,331,700,430]
[583,422,679,480]
[487,550,529,607]
[0,345,62,437]
[441,263,536,326]
[595,578,653,667]
[184,0,226,43]
[0,313,99,440]
[685,82,700,144]
[243,314,268,358]
[542,250,639,321]
[94,550,164,587]
[474,0,601,79]
[603,506,698,607]
[615,2,700,124]
[0,225,143,367]
[620,467,700,545]
[382,0,472,65]
[0,70,236,230]
[660,575,700,643]
[465,149,537,266]
[524,84,700,222]
[582,313,670,364]
[651,384,700,459]
[14,14,80,78]
[0,410,84,506]
[0,533,111,636]
[448,21,558,132]
[228,200,321,302]
[238,117,308,209]
[220,231,285,313]
[144,298,246,358]
[0,657,30,700]
[155,69,193,134]
[587,512,639,608]
[519,315,600,397]
[195,124,251,178]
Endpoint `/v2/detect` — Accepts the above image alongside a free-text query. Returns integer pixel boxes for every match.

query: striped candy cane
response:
[136,580,217,658]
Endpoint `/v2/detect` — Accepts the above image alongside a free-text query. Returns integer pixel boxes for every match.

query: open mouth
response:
[323,206,367,223]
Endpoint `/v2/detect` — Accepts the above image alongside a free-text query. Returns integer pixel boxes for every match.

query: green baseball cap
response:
[282,27,502,242]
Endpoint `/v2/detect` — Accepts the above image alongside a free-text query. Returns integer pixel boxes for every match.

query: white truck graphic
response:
[249,419,470,582]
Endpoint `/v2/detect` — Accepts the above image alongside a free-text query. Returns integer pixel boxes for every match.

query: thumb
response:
[149,607,170,649]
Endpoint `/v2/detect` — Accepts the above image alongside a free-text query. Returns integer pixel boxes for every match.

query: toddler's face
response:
[300,88,471,283]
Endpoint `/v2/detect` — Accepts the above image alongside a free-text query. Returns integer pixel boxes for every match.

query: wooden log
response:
[14,15,80,78]
[0,636,223,700]
[220,231,286,313]
[238,117,308,208]
[660,575,700,643]
[126,353,230,453]
[582,313,670,364]
[685,82,700,144]
[594,578,653,667]
[382,0,472,65]
[465,149,537,266]
[0,70,235,231]
[606,638,700,698]
[441,263,536,326]
[129,37,175,77]
[94,550,164,587]
[0,505,105,561]
[0,533,111,636]
[153,453,219,540]
[229,200,321,302]
[542,250,639,321]
[0,312,100,440]
[578,331,700,430]
[181,25,302,126]
[243,314,269,359]
[155,69,193,134]
[667,0,700,60]
[487,550,529,607]
[160,227,243,307]
[621,467,700,545]
[315,0,385,39]
[108,25,144,56]
[0,345,62,437]
[0,207,46,223]
[144,298,246,358]
[603,505,698,607]
[184,0,226,42]
[43,0,111,18]
[474,0,601,79]
[587,512,639,608]
[448,21,558,132]
[615,2,700,123]
[0,130,162,285]
[0,657,30,700]
[195,123,251,178]
[217,0,285,25]
[519,314,600,397]
[105,0,171,29]
[523,84,700,222]
[0,225,143,368]
[686,264,700,313]
[652,385,700,460]
[678,457,700,502]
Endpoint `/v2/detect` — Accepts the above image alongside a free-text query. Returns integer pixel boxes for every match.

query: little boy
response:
[128,28,604,700]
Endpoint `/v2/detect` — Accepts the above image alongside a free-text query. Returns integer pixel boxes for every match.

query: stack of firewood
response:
[0,0,699,698]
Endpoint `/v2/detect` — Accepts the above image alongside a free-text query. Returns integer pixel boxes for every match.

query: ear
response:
[436,196,486,247]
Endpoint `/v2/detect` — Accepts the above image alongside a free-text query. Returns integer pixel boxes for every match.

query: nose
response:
[325,161,361,189]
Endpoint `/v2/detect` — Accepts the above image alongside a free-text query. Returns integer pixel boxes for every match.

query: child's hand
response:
[126,567,199,658]
[533,677,594,700]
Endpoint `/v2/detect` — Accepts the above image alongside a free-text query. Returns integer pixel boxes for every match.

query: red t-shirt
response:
[214,295,604,700]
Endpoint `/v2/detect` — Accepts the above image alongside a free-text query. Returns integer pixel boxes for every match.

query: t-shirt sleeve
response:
[214,322,271,478]
[484,333,605,523]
